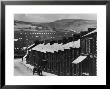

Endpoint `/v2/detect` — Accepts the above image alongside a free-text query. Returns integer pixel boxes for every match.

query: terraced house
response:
[23,28,97,76]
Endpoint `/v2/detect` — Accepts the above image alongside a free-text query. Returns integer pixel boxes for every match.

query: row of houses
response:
[23,28,97,76]
[14,21,49,30]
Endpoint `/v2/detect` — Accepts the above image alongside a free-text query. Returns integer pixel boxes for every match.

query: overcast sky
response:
[14,14,97,22]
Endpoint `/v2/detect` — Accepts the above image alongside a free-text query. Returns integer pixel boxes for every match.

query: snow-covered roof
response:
[14,39,18,41]
[27,43,35,49]
[31,39,80,53]
[72,56,87,64]
[82,29,97,37]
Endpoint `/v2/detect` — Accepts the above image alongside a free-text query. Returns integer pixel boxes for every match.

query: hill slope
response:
[14,19,97,33]
[40,19,97,33]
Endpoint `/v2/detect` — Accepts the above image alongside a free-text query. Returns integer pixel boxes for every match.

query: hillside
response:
[41,19,96,32]
[14,19,97,33]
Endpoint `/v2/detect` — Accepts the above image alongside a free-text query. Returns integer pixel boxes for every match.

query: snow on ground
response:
[14,59,38,76]
[14,58,57,76]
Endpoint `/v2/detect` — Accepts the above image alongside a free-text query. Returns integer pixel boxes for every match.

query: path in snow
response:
[14,59,57,76]
[14,59,38,76]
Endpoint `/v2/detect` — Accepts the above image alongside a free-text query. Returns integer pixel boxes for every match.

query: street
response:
[14,59,38,76]
[14,59,57,76]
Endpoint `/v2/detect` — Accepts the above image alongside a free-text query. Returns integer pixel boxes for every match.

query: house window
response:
[88,38,94,54]
[81,37,95,55]
[81,38,86,54]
